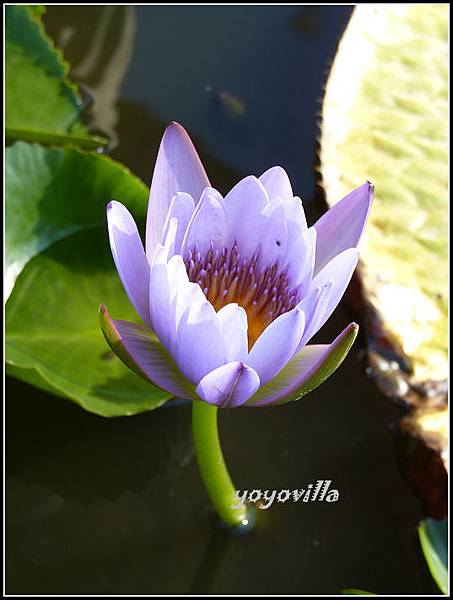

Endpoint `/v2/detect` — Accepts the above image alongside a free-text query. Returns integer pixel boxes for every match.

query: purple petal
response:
[166,256,201,350]
[162,217,177,257]
[285,226,316,292]
[175,300,226,384]
[308,248,359,336]
[180,189,227,257]
[148,244,172,347]
[99,305,196,400]
[247,306,305,385]
[223,175,268,254]
[313,181,373,275]
[171,281,206,334]
[285,195,308,249]
[285,195,308,228]
[216,303,248,362]
[296,281,333,351]
[246,322,359,407]
[198,185,225,207]
[196,362,260,408]
[146,122,210,259]
[162,192,195,255]
[253,198,288,268]
[107,201,151,327]
[259,166,293,202]
[149,251,200,352]
[166,254,190,295]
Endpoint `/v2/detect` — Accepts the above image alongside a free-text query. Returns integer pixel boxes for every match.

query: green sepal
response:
[99,305,197,401]
[418,518,448,594]
[247,323,359,407]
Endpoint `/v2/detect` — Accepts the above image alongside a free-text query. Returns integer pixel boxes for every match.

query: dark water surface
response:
[6,6,439,595]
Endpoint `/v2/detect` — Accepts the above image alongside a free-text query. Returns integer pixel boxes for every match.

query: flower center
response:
[184,243,301,350]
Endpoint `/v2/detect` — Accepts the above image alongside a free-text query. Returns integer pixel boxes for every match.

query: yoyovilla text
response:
[231,480,339,510]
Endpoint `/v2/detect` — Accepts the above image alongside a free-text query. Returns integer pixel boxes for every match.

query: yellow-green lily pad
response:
[320,4,448,388]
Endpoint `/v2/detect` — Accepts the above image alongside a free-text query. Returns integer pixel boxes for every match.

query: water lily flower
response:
[100,122,372,409]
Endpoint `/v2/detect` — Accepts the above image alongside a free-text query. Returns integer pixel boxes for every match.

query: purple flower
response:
[100,123,372,408]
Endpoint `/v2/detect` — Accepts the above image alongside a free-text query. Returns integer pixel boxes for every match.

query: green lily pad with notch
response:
[5,5,106,149]
[320,4,448,387]
[6,142,171,417]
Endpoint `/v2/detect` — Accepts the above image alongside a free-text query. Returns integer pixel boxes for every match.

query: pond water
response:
[6,5,439,595]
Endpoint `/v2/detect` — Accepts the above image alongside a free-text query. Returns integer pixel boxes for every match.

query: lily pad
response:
[320,4,448,388]
[320,5,448,525]
[397,405,448,520]
[6,142,144,298]
[5,5,106,149]
[6,142,171,417]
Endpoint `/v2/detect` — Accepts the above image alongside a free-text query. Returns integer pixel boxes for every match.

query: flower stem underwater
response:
[192,400,252,530]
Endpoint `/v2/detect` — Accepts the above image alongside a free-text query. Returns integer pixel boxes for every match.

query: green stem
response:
[192,400,248,528]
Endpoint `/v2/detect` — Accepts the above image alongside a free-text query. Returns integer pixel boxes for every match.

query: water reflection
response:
[45,5,353,200]
[188,527,233,595]
[46,5,136,148]
[288,6,321,35]
[6,344,437,594]
[6,378,193,501]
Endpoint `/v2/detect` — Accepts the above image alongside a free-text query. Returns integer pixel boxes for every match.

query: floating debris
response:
[205,84,246,119]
